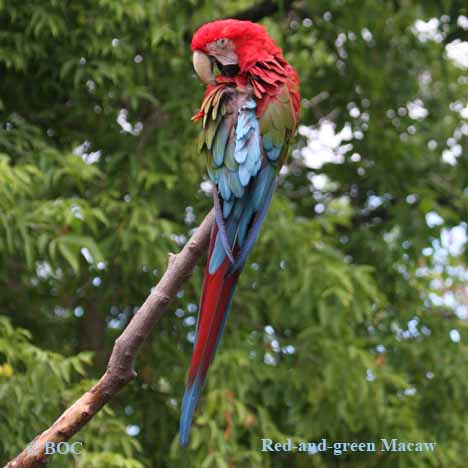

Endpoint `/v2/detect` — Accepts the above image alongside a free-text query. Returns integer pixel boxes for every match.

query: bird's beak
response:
[193,51,215,85]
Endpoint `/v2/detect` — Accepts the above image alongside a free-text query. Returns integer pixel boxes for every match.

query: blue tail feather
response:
[179,280,238,447]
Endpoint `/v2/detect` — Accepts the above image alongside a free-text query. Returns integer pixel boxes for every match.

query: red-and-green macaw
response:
[180,19,300,445]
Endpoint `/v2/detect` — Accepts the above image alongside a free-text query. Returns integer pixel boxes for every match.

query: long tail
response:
[179,223,240,446]
[179,165,277,446]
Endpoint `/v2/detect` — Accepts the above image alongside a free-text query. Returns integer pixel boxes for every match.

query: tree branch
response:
[185,1,297,44]
[230,0,295,22]
[6,209,214,468]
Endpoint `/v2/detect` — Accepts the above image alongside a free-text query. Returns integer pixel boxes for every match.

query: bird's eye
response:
[216,38,228,48]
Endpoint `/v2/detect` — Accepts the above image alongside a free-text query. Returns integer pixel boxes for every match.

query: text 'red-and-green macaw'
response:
[180,19,300,446]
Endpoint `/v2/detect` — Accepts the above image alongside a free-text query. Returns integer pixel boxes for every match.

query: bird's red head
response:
[191,19,283,80]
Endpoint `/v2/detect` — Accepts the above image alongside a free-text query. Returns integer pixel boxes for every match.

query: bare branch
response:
[6,209,214,468]
[230,0,295,22]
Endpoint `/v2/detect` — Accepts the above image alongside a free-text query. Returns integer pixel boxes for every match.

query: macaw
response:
[180,19,300,446]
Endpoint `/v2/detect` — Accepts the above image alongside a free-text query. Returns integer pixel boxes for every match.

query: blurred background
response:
[0,1,467,466]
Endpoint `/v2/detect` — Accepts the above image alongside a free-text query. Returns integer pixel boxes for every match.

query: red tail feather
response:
[180,224,241,445]
[187,224,238,384]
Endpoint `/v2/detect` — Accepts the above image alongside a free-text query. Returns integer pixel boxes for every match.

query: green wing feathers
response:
[259,85,296,166]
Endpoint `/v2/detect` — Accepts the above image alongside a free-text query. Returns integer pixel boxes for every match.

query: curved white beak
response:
[193,51,215,85]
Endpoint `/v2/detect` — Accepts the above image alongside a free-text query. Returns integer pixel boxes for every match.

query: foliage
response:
[0,317,142,467]
[0,0,467,467]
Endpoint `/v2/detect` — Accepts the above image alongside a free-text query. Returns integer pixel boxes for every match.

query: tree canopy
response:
[0,0,467,466]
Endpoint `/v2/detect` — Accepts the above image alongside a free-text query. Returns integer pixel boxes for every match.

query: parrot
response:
[180,19,300,446]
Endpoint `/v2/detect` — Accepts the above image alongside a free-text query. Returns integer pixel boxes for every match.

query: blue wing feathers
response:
[238,164,250,186]
[213,121,230,167]
[218,172,231,201]
[244,99,256,110]
[209,217,236,273]
[252,164,273,210]
[266,144,282,161]
[237,204,253,247]
[235,146,248,164]
[229,165,277,274]
[263,134,273,150]
[206,94,278,275]
[209,234,226,274]
[213,189,234,264]
[222,197,234,218]
[262,134,282,161]
[227,170,244,198]
[224,139,237,171]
